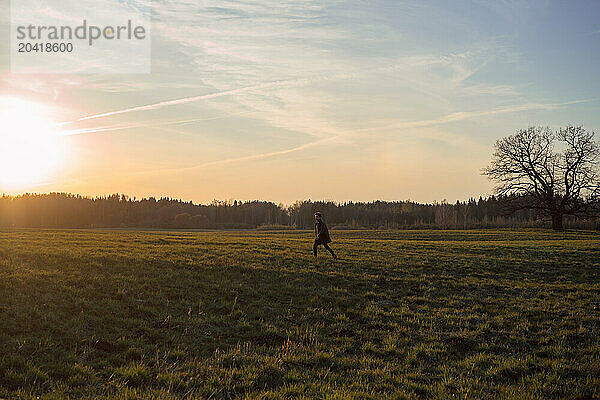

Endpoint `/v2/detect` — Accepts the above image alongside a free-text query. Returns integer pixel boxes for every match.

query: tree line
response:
[1,192,598,230]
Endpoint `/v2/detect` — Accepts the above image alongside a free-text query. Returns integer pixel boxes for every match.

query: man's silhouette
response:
[313,212,337,260]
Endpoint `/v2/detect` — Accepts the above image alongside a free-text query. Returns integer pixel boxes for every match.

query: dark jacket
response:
[315,220,332,244]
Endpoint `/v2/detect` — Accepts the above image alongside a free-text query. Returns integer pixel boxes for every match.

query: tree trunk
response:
[551,213,564,231]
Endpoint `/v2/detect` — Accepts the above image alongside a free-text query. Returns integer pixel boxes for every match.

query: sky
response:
[1,0,599,204]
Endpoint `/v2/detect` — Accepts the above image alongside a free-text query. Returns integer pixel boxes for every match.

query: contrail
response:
[59,115,247,136]
[58,79,301,125]
[357,99,593,133]
[45,135,340,190]
[154,136,339,175]
[56,73,362,126]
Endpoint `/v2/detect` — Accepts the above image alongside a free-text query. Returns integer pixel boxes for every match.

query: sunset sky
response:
[1,0,599,204]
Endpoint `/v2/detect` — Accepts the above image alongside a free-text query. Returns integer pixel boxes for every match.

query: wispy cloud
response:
[58,80,300,124]
[60,115,248,136]
[361,99,593,133]
[154,136,339,175]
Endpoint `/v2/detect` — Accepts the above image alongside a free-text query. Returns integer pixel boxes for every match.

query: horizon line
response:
[0,190,500,207]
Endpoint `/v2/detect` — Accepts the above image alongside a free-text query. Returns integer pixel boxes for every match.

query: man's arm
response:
[316,221,323,237]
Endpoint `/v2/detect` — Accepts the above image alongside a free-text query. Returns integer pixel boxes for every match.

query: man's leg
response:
[313,239,319,259]
[323,243,337,259]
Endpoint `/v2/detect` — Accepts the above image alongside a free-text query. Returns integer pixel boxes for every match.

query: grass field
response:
[1,229,599,399]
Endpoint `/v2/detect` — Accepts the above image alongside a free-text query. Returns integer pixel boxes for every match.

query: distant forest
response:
[1,193,598,230]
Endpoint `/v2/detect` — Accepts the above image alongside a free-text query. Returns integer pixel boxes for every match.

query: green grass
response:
[1,229,599,399]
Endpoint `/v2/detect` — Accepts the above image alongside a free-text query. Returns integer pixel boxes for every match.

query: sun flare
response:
[0,96,63,190]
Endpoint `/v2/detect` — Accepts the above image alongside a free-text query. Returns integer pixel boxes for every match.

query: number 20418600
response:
[18,42,73,52]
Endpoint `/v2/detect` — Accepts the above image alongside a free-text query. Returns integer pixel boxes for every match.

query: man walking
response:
[313,212,337,260]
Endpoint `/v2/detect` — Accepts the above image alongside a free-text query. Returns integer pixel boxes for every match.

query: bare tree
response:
[483,126,600,230]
